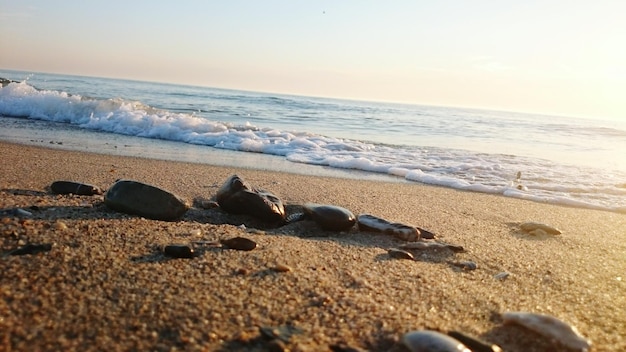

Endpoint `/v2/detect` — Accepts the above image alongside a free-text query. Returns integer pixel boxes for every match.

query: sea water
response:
[1,70,625,213]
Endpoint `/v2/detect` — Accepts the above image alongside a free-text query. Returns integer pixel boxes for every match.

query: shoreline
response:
[2,113,625,214]
[0,120,408,184]
[1,141,625,351]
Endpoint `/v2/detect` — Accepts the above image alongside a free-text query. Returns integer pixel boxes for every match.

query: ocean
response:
[1,69,625,213]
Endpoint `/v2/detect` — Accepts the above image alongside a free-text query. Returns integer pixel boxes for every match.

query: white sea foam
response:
[1,77,626,213]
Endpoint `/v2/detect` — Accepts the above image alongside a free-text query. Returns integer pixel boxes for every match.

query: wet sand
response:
[1,141,625,351]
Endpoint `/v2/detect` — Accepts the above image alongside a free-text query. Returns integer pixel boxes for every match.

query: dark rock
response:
[8,243,53,256]
[51,180,103,195]
[216,175,285,223]
[163,244,194,258]
[303,203,356,231]
[104,180,188,221]
[221,236,257,251]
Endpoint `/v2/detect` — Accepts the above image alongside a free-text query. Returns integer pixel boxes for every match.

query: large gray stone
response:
[105,180,188,221]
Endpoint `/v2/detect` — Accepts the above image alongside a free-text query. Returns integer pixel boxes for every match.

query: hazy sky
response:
[1,1,625,120]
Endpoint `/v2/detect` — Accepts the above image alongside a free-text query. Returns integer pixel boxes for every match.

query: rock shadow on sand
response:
[2,188,49,197]
[373,245,458,264]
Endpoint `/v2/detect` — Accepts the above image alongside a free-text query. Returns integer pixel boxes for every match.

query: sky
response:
[1,0,625,121]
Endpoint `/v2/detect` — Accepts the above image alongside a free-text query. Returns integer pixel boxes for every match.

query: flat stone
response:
[303,203,356,231]
[105,179,189,221]
[163,244,194,258]
[50,180,103,195]
[221,236,257,251]
[357,214,420,241]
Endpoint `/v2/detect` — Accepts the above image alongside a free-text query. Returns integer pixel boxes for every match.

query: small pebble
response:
[388,248,415,260]
[163,244,195,259]
[273,263,292,272]
[494,272,511,280]
[221,237,257,251]
[236,268,250,276]
[54,221,68,231]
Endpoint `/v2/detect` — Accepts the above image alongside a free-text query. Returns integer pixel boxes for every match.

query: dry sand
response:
[1,141,625,351]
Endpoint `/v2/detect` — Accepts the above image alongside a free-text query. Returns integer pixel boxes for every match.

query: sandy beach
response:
[1,141,624,351]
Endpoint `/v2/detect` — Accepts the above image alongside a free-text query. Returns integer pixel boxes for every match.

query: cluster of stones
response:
[4,174,588,350]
